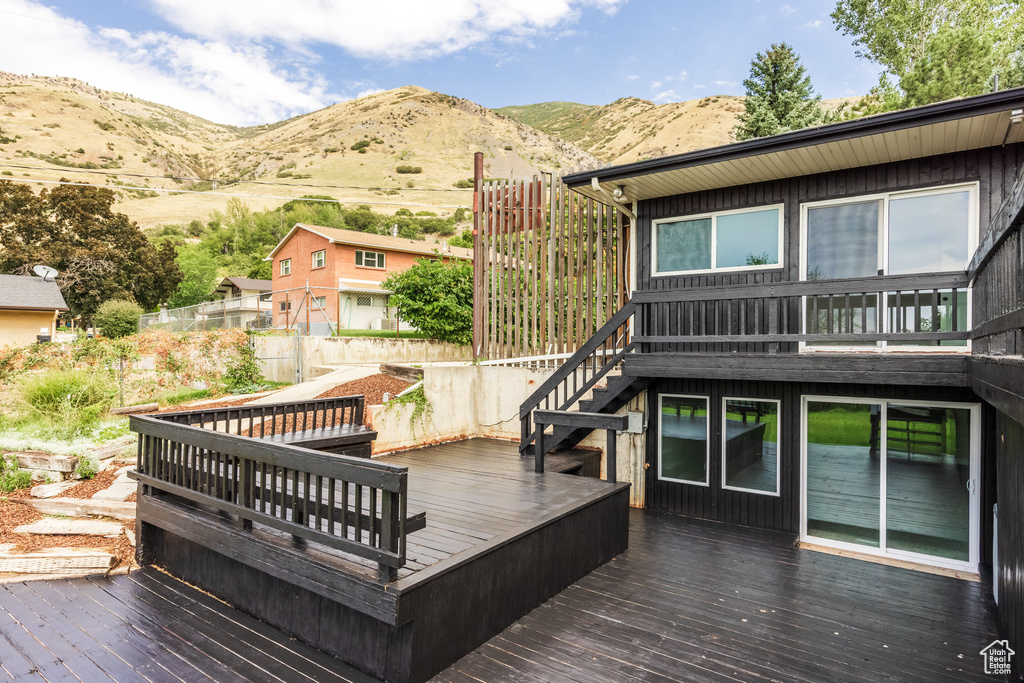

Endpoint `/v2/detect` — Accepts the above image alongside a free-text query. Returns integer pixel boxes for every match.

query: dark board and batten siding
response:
[645,378,992,561]
[635,144,1024,357]
[995,411,1024,674]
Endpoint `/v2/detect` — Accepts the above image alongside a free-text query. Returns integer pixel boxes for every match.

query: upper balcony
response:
[625,270,972,386]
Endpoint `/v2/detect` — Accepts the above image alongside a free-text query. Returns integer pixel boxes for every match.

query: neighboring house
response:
[0,274,68,346]
[264,224,472,331]
[526,88,1024,656]
[207,276,273,329]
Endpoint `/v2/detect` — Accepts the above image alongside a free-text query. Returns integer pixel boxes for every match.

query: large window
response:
[722,398,780,495]
[801,184,976,348]
[802,397,979,571]
[356,250,385,269]
[312,250,326,269]
[653,205,783,276]
[279,258,291,276]
[658,395,709,485]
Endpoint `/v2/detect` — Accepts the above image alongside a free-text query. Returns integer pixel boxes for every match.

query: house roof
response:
[0,274,68,311]
[265,224,473,261]
[220,276,272,291]
[564,87,1024,204]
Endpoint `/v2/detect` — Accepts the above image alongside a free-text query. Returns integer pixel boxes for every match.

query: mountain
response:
[0,74,597,228]
[497,96,745,164]
[497,95,857,164]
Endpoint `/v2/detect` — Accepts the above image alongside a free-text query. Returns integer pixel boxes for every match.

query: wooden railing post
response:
[535,420,545,474]
[606,429,617,484]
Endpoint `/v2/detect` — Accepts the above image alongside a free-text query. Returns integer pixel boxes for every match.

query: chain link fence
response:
[139,286,409,336]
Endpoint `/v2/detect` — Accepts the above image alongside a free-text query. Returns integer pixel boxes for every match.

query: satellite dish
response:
[33,265,59,282]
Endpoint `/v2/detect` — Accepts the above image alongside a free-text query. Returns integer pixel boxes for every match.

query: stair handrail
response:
[519,300,636,453]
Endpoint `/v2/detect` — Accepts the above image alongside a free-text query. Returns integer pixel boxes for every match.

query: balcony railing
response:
[631,271,970,352]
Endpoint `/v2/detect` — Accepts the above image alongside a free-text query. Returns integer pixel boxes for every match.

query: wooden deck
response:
[437,510,1002,683]
[0,569,375,683]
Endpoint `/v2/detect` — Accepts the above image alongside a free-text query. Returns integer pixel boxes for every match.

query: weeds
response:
[75,457,98,480]
[0,454,32,492]
[18,368,116,438]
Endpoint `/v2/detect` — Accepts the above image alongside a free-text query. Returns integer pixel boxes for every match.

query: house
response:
[264,224,472,332]
[0,274,68,346]
[518,88,1024,660]
[207,276,273,329]
[213,276,271,301]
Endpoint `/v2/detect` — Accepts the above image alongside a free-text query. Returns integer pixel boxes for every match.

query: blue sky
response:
[0,0,881,126]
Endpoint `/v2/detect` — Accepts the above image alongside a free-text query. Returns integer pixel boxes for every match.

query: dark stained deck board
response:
[0,570,375,683]
[436,510,1001,683]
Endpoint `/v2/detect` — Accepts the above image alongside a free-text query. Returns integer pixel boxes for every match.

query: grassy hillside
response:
[498,95,854,164]
[0,75,597,228]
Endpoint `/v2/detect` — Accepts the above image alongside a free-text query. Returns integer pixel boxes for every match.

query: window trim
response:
[279,300,291,312]
[798,182,978,353]
[651,203,785,277]
[312,295,327,309]
[312,250,326,269]
[356,249,386,269]
[720,397,781,497]
[279,258,292,276]
[657,393,710,487]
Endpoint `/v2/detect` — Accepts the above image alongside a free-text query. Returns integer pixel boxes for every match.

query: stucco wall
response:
[0,310,57,346]
[254,334,473,383]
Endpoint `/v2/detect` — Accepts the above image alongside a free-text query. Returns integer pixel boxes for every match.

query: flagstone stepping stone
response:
[92,465,137,502]
[30,480,78,499]
[13,498,135,522]
[15,518,123,537]
[0,544,114,575]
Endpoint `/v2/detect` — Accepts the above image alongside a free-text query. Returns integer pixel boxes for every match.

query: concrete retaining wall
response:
[255,335,472,383]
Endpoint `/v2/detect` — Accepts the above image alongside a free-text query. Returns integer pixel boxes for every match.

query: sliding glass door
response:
[802,397,979,570]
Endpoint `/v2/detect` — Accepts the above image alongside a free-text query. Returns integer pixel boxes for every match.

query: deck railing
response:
[131,407,408,582]
[631,271,970,351]
[155,395,365,437]
[519,300,635,454]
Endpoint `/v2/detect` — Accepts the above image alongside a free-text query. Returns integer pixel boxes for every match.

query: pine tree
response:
[735,42,826,141]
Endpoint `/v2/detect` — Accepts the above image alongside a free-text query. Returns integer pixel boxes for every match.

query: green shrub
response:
[395,165,422,174]
[351,140,370,151]
[453,179,474,188]
[75,457,98,480]
[415,210,437,217]
[0,454,31,492]
[395,208,413,216]
[223,339,265,391]
[94,299,143,338]
[383,257,473,345]
[18,369,116,437]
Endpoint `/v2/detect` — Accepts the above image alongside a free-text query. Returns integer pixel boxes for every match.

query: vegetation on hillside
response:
[152,197,473,309]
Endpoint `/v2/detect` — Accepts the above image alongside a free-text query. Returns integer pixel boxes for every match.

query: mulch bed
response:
[154,396,264,414]
[315,374,411,407]
[0,464,137,569]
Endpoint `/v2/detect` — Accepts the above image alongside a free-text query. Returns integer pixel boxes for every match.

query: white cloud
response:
[0,0,344,125]
[694,84,707,89]
[803,19,824,28]
[650,80,663,89]
[626,74,640,81]
[149,0,626,61]
[652,89,680,103]
[779,4,796,14]
[714,80,739,88]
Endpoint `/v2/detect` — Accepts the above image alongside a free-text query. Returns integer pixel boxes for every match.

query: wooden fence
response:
[472,158,628,359]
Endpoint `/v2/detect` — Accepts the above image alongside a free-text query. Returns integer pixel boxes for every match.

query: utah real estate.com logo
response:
[981,639,1014,676]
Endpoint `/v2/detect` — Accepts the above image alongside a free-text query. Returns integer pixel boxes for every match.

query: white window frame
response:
[799,395,980,573]
[721,397,781,497]
[312,295,327,308]
[356,250,386,269]
[657,393,710,487]
[279,258,291,276]
[798,183,978,353]
[651,203,785,277]
[312,250,326,269]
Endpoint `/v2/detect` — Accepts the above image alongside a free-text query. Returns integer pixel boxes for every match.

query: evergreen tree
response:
[735,43,826,141]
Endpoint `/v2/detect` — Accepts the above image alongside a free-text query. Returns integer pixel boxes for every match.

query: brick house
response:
[264,224,472,331]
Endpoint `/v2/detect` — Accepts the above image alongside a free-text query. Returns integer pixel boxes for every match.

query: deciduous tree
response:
[0,180,181,320]
[382,256,473,345]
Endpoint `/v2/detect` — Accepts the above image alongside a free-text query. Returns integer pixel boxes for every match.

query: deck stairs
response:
[520,300,649,458]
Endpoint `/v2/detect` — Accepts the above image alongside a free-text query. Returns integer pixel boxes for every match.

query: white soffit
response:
[579,109,1024,203]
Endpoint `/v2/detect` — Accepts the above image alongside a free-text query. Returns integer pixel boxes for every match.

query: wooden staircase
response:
[519,301,649,457]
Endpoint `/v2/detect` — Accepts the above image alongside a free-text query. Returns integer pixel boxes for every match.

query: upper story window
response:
[280,258,291,276]
[652,205,783,276]
[312,250,326,269]
[356,250,385,269]
[802,184,977,280]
